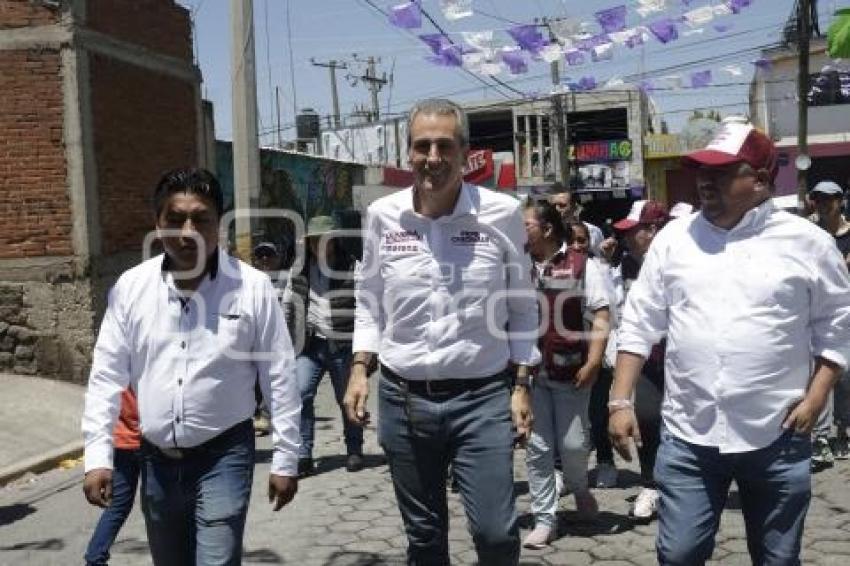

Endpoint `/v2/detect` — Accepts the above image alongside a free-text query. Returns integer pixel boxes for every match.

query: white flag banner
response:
[721,64,744,76]
[604,76,625,88]
[684,6,715,27]
[548,18,583,43]
[636,0,672,18]
[713,3,733,16]
[662,74,684,90]
[539,42,564,63]
[609,29,635,45]
[440,0,474,21]
[682,28,705,37]
[592,43,614,61]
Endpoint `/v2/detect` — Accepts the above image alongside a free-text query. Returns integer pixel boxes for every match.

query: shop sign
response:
[464,149,494,184]
[645,134,686,159]
[569,139,633,162]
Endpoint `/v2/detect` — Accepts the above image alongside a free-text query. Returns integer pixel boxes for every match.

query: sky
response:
[177,0,843,145]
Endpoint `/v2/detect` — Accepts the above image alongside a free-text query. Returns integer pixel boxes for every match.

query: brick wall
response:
[89,53,197,255]
[0,0,61,30]
[0,49,72,259]
[85,0,192,62]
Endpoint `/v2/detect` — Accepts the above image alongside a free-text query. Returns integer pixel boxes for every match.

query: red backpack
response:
[536,249,588,382]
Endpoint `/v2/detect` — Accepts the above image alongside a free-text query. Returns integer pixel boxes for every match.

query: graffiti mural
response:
[216,141,364,263]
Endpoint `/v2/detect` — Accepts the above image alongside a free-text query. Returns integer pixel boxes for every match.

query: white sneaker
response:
[595,462,618,488]
[523,525,554,549]
[631,487,660,521]
[554,469,568,496]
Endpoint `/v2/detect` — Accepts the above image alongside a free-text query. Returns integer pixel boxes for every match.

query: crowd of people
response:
[81,98,850,566]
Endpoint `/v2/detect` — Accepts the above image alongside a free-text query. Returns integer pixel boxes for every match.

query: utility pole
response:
[311,59,347,129]
[275,86,282,148]
[797,0,812,207]
[230,0,261,259]
[543,18,569,185]
[352,55,387,122]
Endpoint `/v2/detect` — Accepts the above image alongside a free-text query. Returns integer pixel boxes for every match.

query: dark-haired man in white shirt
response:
[82,168,301,565]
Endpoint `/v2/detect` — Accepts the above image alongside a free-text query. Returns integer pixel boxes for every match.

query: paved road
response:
[2,378,850,565]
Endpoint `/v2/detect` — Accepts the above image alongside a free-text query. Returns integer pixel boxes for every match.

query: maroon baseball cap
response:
[613,200,670,232]
[682,119,778,180]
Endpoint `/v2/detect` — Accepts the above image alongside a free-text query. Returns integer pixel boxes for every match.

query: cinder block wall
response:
[0,0,202,382]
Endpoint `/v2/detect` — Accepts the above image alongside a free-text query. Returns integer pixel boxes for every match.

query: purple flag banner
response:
[500,50,528,74]
[690,69,712,88]
[507,24,547,52]
[419,33,451,55]
[648,18,679,43]
[713,22,734,33]
[565,50,586,66]
[595,5,627,34]
[728,0,753,14]
[426,45,464,67]
[389,2,421,29]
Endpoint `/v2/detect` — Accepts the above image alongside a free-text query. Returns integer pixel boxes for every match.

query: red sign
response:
[464,149,494,184]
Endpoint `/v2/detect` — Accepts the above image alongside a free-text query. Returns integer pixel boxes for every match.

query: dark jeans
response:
[296,335,362,460]
[84,448,141,565]
[655,430,811,566]
[378,370,519,566]
[139,420,255,566]
[589,367,615,464]
[635,369,664,485]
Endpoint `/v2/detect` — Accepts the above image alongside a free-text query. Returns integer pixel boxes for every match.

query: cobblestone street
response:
[2,377,850,565]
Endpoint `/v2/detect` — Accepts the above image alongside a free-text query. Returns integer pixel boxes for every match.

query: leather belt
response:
[142,419,252,460]
[380,364,507,397]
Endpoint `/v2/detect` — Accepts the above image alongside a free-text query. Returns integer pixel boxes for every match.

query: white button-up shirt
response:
[618,201,850,453]
[82,250,301,476]
[353,183,540,380]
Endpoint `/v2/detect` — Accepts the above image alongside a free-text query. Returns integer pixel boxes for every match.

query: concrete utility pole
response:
[355,56,387,122]
[544,18,569,185]
[231,0,261,259]
[797,0,813,207]
[311,59,347,128]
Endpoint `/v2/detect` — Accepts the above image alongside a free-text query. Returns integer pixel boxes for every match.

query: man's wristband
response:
[351,360,371,374]
[513,374,531,388]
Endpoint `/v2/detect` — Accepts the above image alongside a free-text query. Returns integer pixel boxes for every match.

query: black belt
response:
[380,364,507,397]
[141,419,253,460]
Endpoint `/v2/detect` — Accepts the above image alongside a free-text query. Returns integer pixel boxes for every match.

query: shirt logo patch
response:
[450,230,490,246]
[383,230,422,244]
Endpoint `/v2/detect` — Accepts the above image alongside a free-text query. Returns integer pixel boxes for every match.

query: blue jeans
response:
[378,370,519,566]
[296,336,362,460]
[85,448,141,565]
[139,420,255,566]
[655,429,812,566]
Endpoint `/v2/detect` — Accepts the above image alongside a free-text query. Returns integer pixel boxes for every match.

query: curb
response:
[0,440,84,487]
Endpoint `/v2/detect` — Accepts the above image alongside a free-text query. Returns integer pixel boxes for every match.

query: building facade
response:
[750,38,850,195]
[0,0,206,381]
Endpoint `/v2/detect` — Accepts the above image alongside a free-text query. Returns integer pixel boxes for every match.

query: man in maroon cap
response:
[608,118,850,565]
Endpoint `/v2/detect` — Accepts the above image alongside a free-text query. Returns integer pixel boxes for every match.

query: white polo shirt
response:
[618,200,850,453]
[353,183,541,380]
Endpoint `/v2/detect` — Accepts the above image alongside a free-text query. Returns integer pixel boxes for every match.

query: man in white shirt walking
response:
[343,99,539,565]
[82,168,301,565]
[609,120,850,565]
